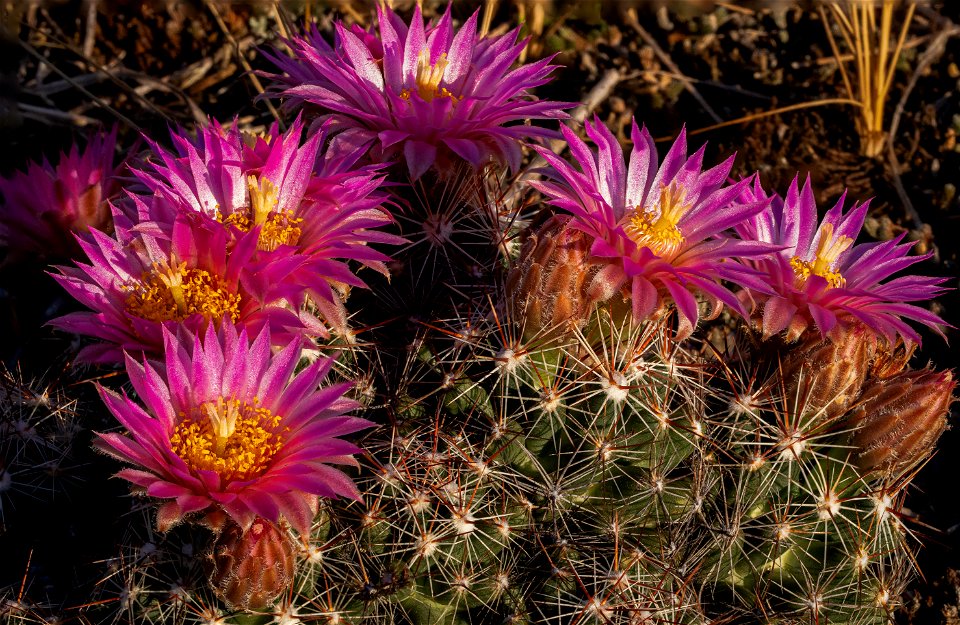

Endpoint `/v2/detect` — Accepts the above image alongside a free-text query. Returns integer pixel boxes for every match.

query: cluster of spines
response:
[62,290,924,625]
[221,153,935,625]
[39,160,939,625]
[0,366,83,532]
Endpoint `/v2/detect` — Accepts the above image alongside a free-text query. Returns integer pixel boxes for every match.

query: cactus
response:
[2,5,954,625]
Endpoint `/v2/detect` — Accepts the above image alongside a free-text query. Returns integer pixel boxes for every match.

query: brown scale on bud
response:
[846,369,955,474]
[209,517,295,610]
[506,215,604,340]
[780,324,876,423]
[870,338,917,380]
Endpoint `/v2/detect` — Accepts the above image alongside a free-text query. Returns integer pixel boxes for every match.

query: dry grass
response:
[820,0,916,158]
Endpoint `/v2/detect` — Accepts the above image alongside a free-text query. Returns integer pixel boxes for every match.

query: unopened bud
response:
[846,369,955,473]
[507,215,603,339]
[781,324,876,422]
[209,518,295,610]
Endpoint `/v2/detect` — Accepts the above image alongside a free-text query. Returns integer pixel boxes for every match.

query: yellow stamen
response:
[624,182,689,258]
[219,210,251,231]
[216,176,303,252]
[399,50,460,102]
[790,222,853,288]
[123,260,241,323]
[170,397,285,482]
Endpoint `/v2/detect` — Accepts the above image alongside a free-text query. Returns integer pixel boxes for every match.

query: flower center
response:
[400,50,459,102]
[169,397,285,482]
[123,259,241,324]
[624,182,689,257]
[217,176,303,252]
[790,222,853,288]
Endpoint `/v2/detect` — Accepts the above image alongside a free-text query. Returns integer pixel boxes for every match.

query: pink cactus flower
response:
[529,117,773,337]
[134,118,403,332]
[51,204,319,364]
[95,324,371,533]
[264,5,570,179]
[0,127,121,263]
[735,175,949,345]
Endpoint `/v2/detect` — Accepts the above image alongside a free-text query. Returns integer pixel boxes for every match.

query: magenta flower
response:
[529,117,773,337]
[735,175,949,344]
[135,118,403,331]
[95,324,371,533]
[0,127,121,263]
[51,204,318,364]
[263,5,570,179]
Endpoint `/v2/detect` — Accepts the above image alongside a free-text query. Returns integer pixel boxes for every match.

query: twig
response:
[272,1,294,42]
[888,20,960,145]
[66,52,172,123]
[653,98,863,142]
[481,0,499,38]
[203,0,284,128]
[886,142,923,231]
[569,69,623,127]
[507,68,623,202]
[167,56,214,91]
[24,18,174,122]
[17,39,139,131]
[716,1,754,16]
[82,0,97,59]
[621,70,772,101]
[624,8,723,124]
[886,16,960,231]
[814,34,927,66]
[29,63,121,96]
[122,70,207,126]
[17,102,99,126]
[528,68,622,171]
[819,5,854,108]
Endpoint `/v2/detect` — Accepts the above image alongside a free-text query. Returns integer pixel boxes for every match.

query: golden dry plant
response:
[820,0,916,158]
[515,0,549,62]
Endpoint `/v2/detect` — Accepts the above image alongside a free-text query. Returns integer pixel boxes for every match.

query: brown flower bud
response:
[209,518,295,610]
[507,215,603,340]
[781,324,877,422]
[846,369,955,474]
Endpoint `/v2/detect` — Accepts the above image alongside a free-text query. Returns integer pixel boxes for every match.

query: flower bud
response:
[781,324,876,422]
[507,215,602,340]
[209,518,295,610]
[846,369,955,474]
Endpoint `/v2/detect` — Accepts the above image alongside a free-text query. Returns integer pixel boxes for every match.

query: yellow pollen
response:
[216,176,302,252]
[624,182,689,257]
[790,222,853,289]
[123,259,241,324]
[219,211,251,231]
[169,397,286,482]
[399,50,460,102]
